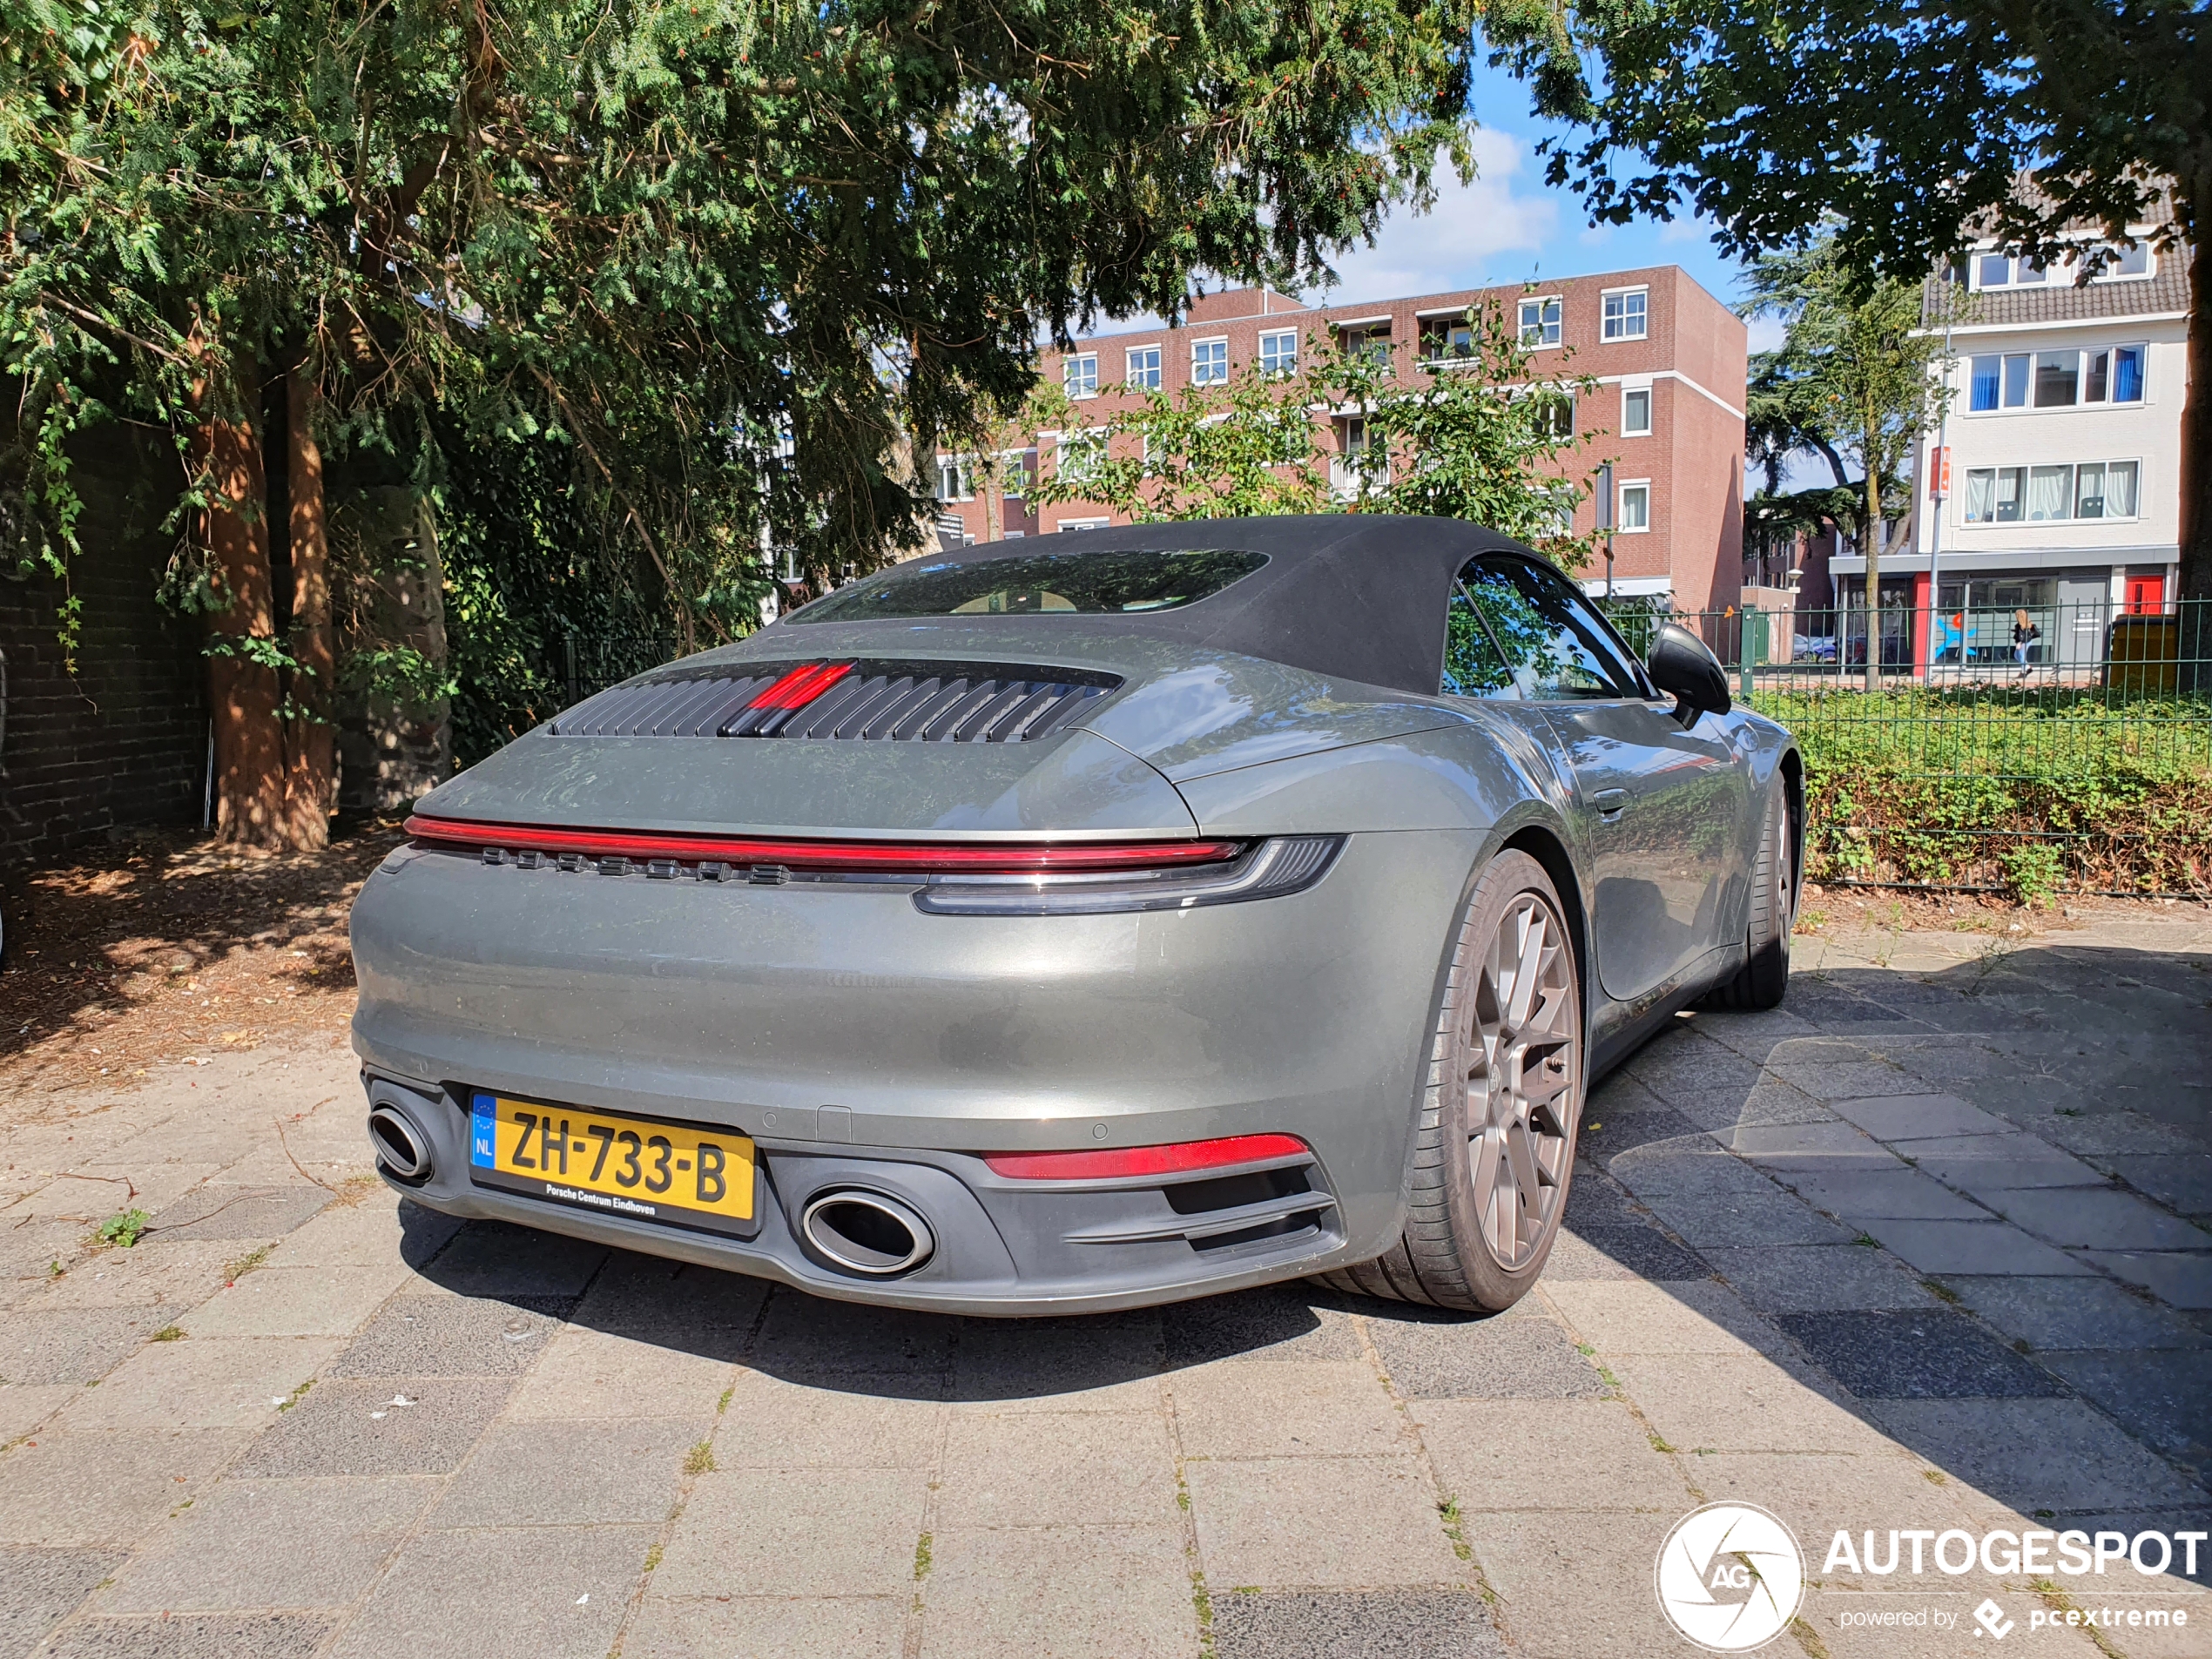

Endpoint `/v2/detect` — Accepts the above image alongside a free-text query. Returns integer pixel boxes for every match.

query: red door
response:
[2125,574,2166,615]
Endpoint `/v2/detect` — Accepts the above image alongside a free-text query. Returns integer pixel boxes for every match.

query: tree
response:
[1026,372,1328,522]
[1323,300,1599,566]
[1737,236,1956,684]
[1494,0,2211,612]
[1028,301,1602,565]
[3,0,1552,845]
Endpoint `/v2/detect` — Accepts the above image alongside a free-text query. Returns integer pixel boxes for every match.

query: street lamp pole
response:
[1596,462,1615,600]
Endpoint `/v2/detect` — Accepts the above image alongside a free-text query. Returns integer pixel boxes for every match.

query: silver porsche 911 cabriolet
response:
[350,516,1799,1316]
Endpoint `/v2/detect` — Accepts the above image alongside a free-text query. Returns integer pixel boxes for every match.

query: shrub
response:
[1754,686,2211,897]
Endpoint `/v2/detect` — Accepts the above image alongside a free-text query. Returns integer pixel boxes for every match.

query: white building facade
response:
[1833,217,2188,671]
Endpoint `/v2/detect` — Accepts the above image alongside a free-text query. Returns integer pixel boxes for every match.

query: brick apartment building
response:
[931,265,1748,611]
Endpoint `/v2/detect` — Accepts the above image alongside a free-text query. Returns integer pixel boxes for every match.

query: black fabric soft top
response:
[795,516,1534,697]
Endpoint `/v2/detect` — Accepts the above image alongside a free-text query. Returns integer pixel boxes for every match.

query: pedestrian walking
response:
[2013,609,2040,680]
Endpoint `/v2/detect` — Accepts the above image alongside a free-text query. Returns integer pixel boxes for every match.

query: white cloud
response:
[1745,315,1787,355]
[1312,129,1561,305]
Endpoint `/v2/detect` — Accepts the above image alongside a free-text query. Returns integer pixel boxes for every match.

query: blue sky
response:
[1258,63,1784,354]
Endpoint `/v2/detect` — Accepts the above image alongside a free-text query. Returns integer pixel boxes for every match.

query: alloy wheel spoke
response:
[1505,906,1547,1030]
[1471,1127,1506,1255]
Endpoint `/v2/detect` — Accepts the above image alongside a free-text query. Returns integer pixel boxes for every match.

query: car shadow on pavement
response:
[1563,943,2212,1585]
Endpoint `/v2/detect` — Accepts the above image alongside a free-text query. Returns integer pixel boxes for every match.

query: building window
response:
[1055,432,1107,484]
[1258,329,1298,376]
[1601,289,1647,341]
[1519,297,1562,347]
[1531,392,1575,440]
[2086,345,2146,403]
[1963,460,2138,523]
[1969,347,2142,413]
[1329,417,1386,498]
[1338,323,1391,366]
[1621,387,1652,436]
[1056,516,1111,532]
[1420,318,1476,361]
[1191,338,1229,385]
[1972,253,2051,289]
[934,456,974,502]
[2093,243,2154,280]
[2033,350,2080,408]
[1617,481,1650,531]
[1063,354,1098,398]
[1126,346,1162,390]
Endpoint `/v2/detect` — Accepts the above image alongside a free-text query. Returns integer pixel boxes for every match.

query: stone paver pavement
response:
[3,909,2209,1657]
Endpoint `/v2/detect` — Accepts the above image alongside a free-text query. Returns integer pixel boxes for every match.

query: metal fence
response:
[1631,597,2212,899]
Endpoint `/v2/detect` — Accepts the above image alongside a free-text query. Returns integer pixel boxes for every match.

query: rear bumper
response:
[350,829,1481,1312]
[365,1074,1373,1315]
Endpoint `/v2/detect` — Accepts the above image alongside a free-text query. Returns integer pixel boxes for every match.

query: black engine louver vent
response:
[549,659,1119,744]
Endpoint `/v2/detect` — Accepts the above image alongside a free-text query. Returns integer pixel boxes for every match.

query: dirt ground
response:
[2,822,2203,1126]
[1,820,407,1116]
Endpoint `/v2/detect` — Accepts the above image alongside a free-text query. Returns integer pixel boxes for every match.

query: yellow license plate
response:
[469,1093,757,1237]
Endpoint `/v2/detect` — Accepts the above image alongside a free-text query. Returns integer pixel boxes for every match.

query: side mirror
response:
[1646,623,1731,724]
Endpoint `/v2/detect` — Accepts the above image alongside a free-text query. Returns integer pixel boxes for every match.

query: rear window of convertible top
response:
[789,548,1268,622]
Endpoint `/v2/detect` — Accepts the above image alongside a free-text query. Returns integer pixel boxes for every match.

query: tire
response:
[1704,784,1793,1011]
[1318,850,1583,1314]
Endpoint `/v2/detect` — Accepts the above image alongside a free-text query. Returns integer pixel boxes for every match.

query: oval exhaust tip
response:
[799,1189,934,1277]
[368,1105,431,1181]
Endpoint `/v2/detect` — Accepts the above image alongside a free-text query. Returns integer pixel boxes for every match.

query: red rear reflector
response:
[403,815,1244,874]
[981,1133,1311,1181]
[748,661,853,711]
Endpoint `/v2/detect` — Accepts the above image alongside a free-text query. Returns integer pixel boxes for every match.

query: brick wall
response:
[2,428,206,870]
[934,266,1748,607]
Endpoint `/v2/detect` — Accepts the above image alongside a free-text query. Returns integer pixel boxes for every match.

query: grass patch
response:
[224,1245,273,1281]
[1190,1571,1217,1659]
[2033,1580,2126,1659]
[1790,1614,1833,1659]
[642,1543,663,1573]
[95,1209,152,1249]
[151,1325,186,1342]
[276,1379,313,1412]
[682,1440,716,1476]
[1436,1497,1473,1562]
[913,1532,934,1580]
[1921,1279,1961,1305]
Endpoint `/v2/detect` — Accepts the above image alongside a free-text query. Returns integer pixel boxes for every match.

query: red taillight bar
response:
[404,814,1245,874]
[748,660,853,711]
[981,1133,1311,1181]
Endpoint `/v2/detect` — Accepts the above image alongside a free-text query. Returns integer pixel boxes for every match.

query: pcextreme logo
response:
[1656,1503,1807,1652]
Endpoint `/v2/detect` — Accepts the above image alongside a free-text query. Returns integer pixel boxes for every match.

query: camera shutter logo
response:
[1655,1502,1806,1651]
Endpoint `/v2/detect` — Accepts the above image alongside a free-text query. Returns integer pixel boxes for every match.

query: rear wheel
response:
[1704,784,1793,1011]
[1318,850,1582,1313]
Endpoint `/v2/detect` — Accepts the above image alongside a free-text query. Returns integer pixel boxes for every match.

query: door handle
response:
[1593,788,1630,819]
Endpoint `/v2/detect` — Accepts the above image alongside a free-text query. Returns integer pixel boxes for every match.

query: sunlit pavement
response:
[3,911,2208,1659]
